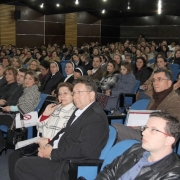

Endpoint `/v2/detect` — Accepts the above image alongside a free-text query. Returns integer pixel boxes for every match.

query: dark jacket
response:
[4,84,24,106]
[96,143,180,180]
[41,71,63,94]
[0,82,18,99]
[90,68,103,82]
[134,66,153,85]
[49,102,109,180]
[39,71,51,92]
[0,76,7,89]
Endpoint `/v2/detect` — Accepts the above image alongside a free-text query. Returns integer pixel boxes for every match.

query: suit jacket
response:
[90,68,103,81]
[147,90,180,121]
[49,101,109,180]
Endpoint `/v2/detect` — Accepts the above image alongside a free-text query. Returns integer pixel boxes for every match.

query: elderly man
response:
[113,68,180,142]
[96,112,180,179]
[14,76,109,180]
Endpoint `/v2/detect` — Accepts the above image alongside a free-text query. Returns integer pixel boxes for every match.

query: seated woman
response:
[138,55,171,100]
[28,59,41,75]
[133,57,153,86]
[0,67,18,105]
[73,66,84,80]
[0,71,40,153]
[41,50,49,61]
[99,60,120,94]
[104,62,136,111]
[49,51,60,62]
[8,82,76,180]
[12,56,23,70]
[40,61,63,94]
[113,53,122,68]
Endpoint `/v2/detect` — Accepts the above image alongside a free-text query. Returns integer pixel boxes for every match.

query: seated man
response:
[14,76,109,180]
[96,112,180,179]
[87,56,103,82]
[114,68,180,142]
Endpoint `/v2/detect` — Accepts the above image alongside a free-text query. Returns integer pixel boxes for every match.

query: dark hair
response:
[19,68,28,74]
[135,57,147,69]
[104,60,119,76]
[40,60,50,69]
[73,76,97,98]
[154,56,170,70]
[93,56,102,63]
[150,112,180,148]
[154,68,173,81]
[121,62,132,74]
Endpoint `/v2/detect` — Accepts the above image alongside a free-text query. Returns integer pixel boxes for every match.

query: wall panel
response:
[0,5,16,46]
[65,13,77,46]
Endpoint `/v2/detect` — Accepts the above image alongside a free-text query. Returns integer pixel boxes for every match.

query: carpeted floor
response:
[0,149,14,180]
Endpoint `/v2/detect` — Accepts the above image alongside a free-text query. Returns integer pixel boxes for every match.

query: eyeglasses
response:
[151,77,169,83]
[72,91,92,96]
[141,125,172,137]
[58,92,70,96]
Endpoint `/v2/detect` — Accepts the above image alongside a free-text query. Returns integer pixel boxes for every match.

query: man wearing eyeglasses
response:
[113,68,180,143]
[96,112,180,180]
[14,76,109,180]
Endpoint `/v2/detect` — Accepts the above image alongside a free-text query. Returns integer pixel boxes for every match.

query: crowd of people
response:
[0,36,180,180]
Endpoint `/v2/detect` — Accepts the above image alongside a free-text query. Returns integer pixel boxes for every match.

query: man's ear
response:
[165,136,175,147]
[167,80,172,88]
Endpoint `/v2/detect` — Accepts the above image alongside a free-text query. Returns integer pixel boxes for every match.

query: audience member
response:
[87,56,103,81]
[8,82,76,180]
[14,76,109,180]
[96,112,180,180]
[105,62,136,111]
[113,68,180,142]
[99,60,120,94]
[133,57,153,85]
[40,61,63,94]
[12,56,23,70]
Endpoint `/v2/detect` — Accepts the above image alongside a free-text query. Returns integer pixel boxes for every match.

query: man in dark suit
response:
[15,76,109,180]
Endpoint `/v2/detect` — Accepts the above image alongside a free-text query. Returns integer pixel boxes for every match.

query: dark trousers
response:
[112,123,142,143]
[9,150,55,180]
[0,113,14,150]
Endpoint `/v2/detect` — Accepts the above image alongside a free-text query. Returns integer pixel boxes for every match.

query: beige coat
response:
[147,90,180,121]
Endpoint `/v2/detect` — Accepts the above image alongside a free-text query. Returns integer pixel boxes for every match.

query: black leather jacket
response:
[96,144,180,180]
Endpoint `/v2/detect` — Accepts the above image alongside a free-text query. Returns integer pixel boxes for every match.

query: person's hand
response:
[38,146,44,158]
[0,99,6,106]
[43,144,53,158]
[43,103,58,116]
[2,106,10,112]
[173,82,180,90]
[140,84,148,90]
[87,70,92,76]
[105,90,111,96]
[51,90,56,96]
[37,138,49,147]
[37,144,52,158]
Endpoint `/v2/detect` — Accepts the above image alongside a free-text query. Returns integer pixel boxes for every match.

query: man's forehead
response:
[153,72,166,78]
[147,116,166,127]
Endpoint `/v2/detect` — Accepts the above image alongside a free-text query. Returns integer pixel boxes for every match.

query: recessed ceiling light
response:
[75,0,79,5]
[103,0,107,1]
[40,3,44,8]
[102,9,105,14]
[56,3,60,7]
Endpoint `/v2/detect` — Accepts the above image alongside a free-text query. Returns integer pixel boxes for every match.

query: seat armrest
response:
[119,93,136,108]
[68,159,103,180]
